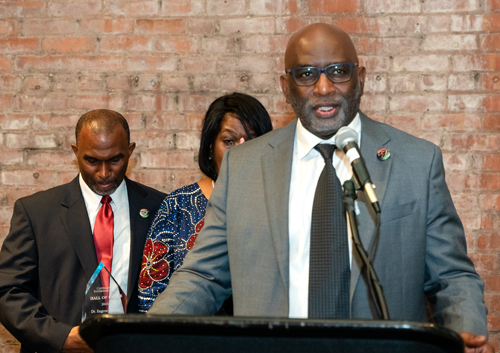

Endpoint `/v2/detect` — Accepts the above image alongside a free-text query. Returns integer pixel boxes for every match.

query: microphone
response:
[336,127,381,214]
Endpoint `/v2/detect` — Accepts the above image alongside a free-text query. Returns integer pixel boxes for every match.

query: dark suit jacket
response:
[0,177,165,353]
[151,113,487,336]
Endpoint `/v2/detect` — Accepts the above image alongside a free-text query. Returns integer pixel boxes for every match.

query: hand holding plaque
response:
[82,262,126,321]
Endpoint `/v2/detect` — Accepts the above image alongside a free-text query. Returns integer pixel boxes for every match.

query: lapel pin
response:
[377,148,391,161]
[140,209,149,218]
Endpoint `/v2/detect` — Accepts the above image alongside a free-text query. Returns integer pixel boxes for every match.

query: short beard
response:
[287,80,362,139]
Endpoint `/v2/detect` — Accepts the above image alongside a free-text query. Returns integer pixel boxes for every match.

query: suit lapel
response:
[261,120,297,297]
[350,113,393,301]
[60,177,98,280]
[125,178,151,300]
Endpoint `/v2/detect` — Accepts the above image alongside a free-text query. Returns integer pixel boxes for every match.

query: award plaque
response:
[82,262,127,321]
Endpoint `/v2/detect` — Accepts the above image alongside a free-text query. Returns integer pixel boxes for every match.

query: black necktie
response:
[308,144,350,319]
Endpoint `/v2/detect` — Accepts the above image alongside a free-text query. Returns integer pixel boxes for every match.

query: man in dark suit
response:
[0,109,165,352]
[150,24,492,352]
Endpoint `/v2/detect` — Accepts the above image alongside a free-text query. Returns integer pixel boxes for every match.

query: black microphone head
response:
[336,126,358,150]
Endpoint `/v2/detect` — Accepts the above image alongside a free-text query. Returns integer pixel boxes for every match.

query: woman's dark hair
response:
[199,92,273,181]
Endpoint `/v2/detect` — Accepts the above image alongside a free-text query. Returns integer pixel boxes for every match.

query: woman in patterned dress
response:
[138,92,273,313]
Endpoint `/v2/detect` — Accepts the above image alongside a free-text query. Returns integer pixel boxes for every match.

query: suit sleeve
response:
[424,146,488,336]
[0,199,72,353]
[149,153,232,315]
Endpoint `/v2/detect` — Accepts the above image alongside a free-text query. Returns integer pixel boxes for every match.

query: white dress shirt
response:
[288,113,361,319]
[79,174,131,314]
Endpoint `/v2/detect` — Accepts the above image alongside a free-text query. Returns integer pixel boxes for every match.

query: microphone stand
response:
[343,179,390,320]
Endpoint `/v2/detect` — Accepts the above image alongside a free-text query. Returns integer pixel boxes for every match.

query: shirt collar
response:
[296,112,362,160]
[78,174,128,212]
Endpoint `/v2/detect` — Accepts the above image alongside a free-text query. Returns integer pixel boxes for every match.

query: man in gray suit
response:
[151,23,492,352]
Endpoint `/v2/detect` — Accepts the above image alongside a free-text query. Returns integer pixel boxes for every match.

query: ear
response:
[357,65,367,97]
[71,143,78,157]
[280,74,291,104]
[128,142,136,156]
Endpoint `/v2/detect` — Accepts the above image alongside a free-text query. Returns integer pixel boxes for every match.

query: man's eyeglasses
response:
[285,63,359,86]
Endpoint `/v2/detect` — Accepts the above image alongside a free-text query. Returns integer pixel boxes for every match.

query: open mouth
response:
[314,104,339,117]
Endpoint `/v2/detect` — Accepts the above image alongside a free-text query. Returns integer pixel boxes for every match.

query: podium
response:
[79,315,464,353]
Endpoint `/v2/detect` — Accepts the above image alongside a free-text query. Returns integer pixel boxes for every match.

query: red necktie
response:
[93,195,114,290]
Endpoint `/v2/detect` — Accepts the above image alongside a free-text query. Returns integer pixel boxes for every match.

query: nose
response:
[313,72,336,96]
[97,162,111,179]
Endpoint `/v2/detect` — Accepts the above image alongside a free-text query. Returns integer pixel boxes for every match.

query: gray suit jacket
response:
[151,113,487,336]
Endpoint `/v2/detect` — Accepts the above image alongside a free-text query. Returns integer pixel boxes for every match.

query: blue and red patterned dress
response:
[138,183,207,313]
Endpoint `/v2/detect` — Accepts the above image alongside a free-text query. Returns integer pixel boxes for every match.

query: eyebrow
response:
[83,153,125,161]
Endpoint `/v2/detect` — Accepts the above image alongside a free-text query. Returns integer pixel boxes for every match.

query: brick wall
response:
[0,0,499,351]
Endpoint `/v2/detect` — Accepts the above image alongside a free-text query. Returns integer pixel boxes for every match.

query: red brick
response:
[421,75,447,91]
[481,154,500,171]
[355,37,420,55]
[422,34,477,51]
[99,36,152,53]
[479,194,500,210]
[448,74,476,91]
[126,170,168,188]
[79,18,133,34]
[481,174,500,190]
[453,54,500,71]
[366,0,419,13]
[22,75,50,92]
[216,56,274,72]
[249,0,282,14]
[277,17,310,34]
[358,56,390,72]
[451,15,484,32]
[48,0,101,17]
[77,76,105,91]
[0,57,12,71]
[478,73,500,90]
[308,0,359,13]
[0,114,30,130]
[146,114,188,130]
[483,14,500,31]
[16,94,69,112]
[201,37,238,54]
[1,170,58,186]
[389,94,445,112]
[445,133,500,151]
[207,0,245,15]
[219,18,275,35]
[27,151,75,167]
[126,56,177,72]
[188,19,216,35]
[127,94,168,111]
[482,213,500,229]
[483,96,500,111]
[134,132,175,150]
[445,171,480,192]
[23,19,78,36]
[192,75,220,92]
[42,38,94,54]
[0,94,12,110]
[422,114,480,131]
[69,56,122,71]
[385,115,420,133]
[0,38,38,54]
[392,15,450,33]
[180,56,216,73]
[104,0,159,16]
[155,38,198,53]
[32,113,79,130]
[136,19,187,34]
[16,56,67,71]
[0,1,45,18]
[131,74,160,91]
[452,193,478,211]
[106,75,131,90]
[0,75,22,91]
[72,94,112,110]
[423,0,477,12]
[186,113,205,130]
[490,315,500,331]
[484,114,500,130]
[0,150,23,165]
[332,17,386,34]
[488,0,500,10]
[180,94,212,113]
[449,95,484,111]
[481,35,500,53]
[394,55,449,72]
[160,0,204,16]
[0,19,18,35]
[140,150,196,169]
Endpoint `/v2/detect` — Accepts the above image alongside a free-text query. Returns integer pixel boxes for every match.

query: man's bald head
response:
[75,109,130,145]
[284,23,359,71]
[280,23,366,139]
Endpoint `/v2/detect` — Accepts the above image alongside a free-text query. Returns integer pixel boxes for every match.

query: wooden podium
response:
[79,315,464,353]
